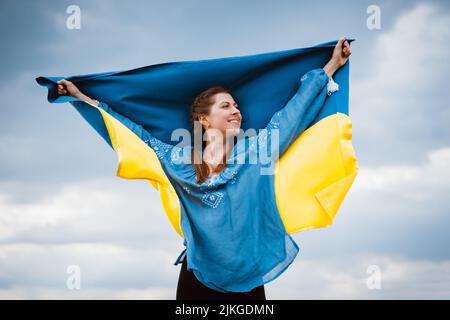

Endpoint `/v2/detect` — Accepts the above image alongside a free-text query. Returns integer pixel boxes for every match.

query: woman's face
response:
[200,92,242,137]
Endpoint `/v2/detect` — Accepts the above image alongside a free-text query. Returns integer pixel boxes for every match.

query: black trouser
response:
[176,257,266,300]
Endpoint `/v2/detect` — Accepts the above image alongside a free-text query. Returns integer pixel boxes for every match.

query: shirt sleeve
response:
[258,67,335,160]
[76,99,174,161]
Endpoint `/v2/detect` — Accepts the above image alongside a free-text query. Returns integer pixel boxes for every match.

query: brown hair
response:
[190,85,232,184]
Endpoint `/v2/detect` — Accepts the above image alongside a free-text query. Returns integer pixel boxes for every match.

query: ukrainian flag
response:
[36,39,359,238]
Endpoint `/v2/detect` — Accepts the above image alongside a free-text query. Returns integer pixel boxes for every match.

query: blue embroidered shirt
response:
[89,67,336,292]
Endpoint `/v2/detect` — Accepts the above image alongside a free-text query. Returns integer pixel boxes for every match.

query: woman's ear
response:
[199,114,209,129]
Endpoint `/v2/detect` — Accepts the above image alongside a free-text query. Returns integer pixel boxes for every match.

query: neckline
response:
[187,137,247,187]
[206,170,224,182]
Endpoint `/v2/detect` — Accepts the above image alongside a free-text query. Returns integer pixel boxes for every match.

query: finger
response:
[337,36,345,48]
[344,42,351,51]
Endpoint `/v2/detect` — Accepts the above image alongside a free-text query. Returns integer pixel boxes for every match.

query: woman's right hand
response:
[331,36,351,68]
[323,36,352,78]
[57,79,82,98]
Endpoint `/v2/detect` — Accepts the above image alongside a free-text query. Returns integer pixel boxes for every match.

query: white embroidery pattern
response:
[258,129,269,150]
[143,137,172,160]
[182,185,191,194]
[171,148,179,162]
[257,111,279,151]
[227,169,238,184]
[249,139,256,152]
[206,174,219,188]
[170,147,183,164]
[202,191,224,208]
[268,112,280,129]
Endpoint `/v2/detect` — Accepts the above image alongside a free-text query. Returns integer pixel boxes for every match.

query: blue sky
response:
[0,0,449,299]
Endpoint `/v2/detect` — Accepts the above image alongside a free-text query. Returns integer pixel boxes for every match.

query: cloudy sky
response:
[0,0,449,299]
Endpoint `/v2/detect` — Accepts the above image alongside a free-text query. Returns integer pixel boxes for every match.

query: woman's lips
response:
[228,118,241,124]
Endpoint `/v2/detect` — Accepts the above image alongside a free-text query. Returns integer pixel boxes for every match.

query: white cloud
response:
[370,4,450,90]
[355,147,450,200]
[354,2,450,105]
[1,249,448,299]
[0,285,174,300]
[0,241,179,289]
[0,177,185,298]
[351,3,450,161]
[0,178,179,244]
[267,254,450,299]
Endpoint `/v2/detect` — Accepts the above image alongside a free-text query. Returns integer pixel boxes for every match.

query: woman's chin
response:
[226,127,242,136]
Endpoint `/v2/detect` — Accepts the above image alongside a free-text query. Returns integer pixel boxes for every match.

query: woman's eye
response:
[221,104,239,109]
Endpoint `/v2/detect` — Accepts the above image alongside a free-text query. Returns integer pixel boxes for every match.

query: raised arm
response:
[259,36,352,160]
[323,36,352,78]
[96,101,174,160]
[258,68,330,160]
[57,80,174,160]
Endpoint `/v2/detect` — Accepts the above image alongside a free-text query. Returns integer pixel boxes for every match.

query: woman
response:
[56,37,352,300]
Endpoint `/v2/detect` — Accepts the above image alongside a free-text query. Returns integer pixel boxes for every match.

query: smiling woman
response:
[190,86,243,184]
[36,37,357,299]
